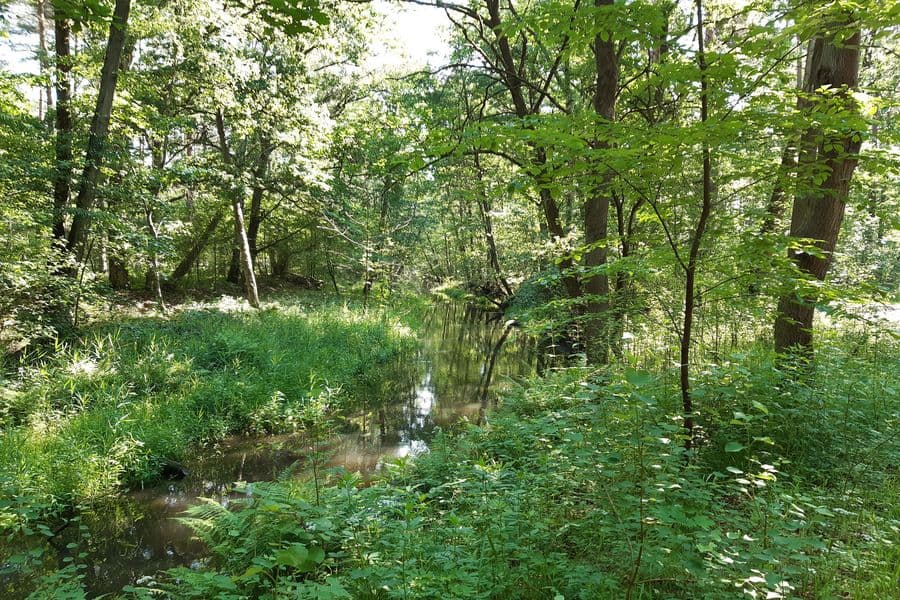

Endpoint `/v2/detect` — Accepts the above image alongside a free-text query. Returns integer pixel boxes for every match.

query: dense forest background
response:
[0,0,898,598]
[1,0,896,350]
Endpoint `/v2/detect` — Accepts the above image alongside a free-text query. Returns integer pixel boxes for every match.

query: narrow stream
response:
[70,304,533,595]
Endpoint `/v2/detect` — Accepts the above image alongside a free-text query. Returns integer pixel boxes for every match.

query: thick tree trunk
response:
[583,194,611,363]
[108,257,129,289]
[66,0,132,258]
[51,12,73,242]
[582,0,618,365]
[774,29,862,353]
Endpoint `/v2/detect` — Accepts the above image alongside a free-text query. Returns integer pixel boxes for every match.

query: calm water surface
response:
[70,304,533,595]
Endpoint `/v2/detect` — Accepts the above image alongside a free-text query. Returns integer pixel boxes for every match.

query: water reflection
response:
[55,303,534,595]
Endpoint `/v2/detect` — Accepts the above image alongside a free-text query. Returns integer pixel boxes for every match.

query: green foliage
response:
[1,0,899,595]
[142,334,897,599]
[24,564,87,600]
[0,297,415,551]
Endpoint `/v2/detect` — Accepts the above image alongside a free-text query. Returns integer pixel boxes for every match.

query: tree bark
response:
[774,28,862,353]
[582,0,618,364]
[51,11,72,242]
[681,0,714,450]
[108,257,129,289]
[216,108,260,308]
[66,0,132,258]
[230,202,258,306]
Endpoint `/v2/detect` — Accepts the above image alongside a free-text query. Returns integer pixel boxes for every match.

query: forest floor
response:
[1,292,898,599]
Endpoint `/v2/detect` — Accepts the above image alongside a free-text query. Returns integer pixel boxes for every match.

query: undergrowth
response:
[0,295,418,594]
[124,332,897,599]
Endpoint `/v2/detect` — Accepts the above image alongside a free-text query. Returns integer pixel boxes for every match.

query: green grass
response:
[4,296,896,599]
[0,296,417,531]
[143,332,898,599]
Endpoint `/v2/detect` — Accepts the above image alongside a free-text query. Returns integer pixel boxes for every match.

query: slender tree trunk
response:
[141,144,167,311]
[145,209,167,312]
[247,141,272,262]
[226,136,270,286]
[51,11,73,242]
[215,108,260,307]
[66,0,132,258]
[583,0,618,364]
[681,0,714,450]
[774,28,862,354]
[473,153,512,297]
[538,176,581,299]
[230,202,259,306]
[170,210,224,282]
[484,0,580,300]
[606,3,667,354]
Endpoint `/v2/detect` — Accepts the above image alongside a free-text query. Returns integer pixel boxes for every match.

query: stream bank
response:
[59,303,532,595]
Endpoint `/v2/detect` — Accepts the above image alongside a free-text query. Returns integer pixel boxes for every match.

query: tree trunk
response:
[108,257,129,289]
[247,142,272,262]
[681,0,714,450]
[169,210,225,282]
[227,242,242,284]
[51,12,73,242]
[231,200,260,307]
[215,108,260,307]
[774,28,862,353]
[473,153,512,297]
[484,0,580,300]
[537,162,581,300]
[582,0,618,365]
[66,0,132,258]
